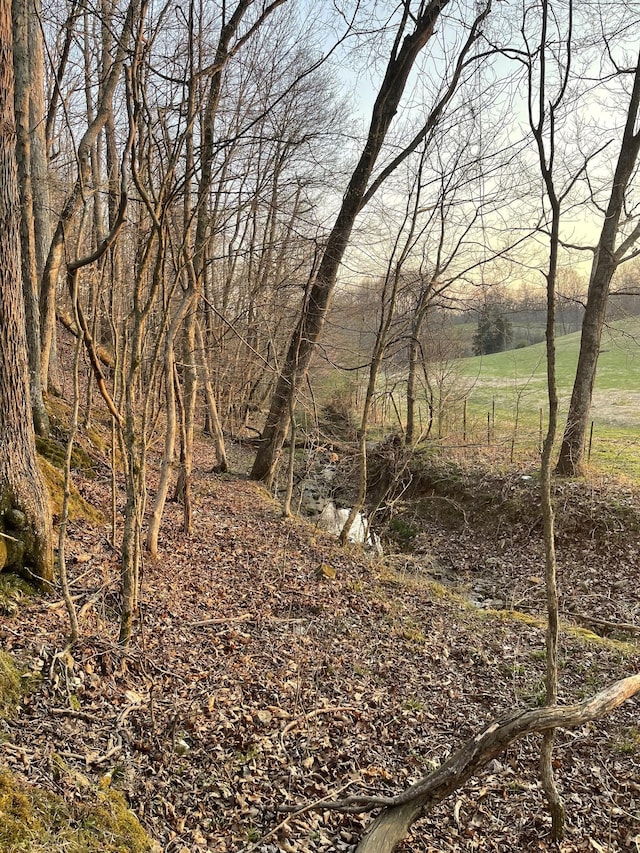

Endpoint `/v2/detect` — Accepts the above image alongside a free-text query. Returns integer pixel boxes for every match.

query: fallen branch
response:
[51,707,102,724]
[240,780,359,853]
[187,614,253,627]
[566,610,640,637]
[57,310,115,369]
[281,674,640,853]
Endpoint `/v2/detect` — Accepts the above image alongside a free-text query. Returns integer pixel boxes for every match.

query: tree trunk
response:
[12,0,49,436]
[195,320,227,472]
[177,315,196,534]
[529,1,567,835]
[0,0,53,584]
[27,0,59,393]
[405,334,419,447]
[146,291,192,558]
[405,290,433,447]
[251,0,453,485]
[27,0,50,284]
[556,52,640,475]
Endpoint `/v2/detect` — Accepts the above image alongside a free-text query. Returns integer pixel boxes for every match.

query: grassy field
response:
[449,316,640,475]
[313,316,640,476]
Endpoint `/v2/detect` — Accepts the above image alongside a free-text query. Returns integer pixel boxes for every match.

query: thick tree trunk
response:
[12,0,49,436]
[251,0,450,485]
[556,250,623,476]
[0,0,53,584]
[557,52,640,475]
[27,0,51,284]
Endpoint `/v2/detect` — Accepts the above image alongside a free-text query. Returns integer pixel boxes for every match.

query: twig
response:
[0,530,22,543]
[89,736,123,766]
[239,779,359,853]
[281,706,359,739]
[51,707,102,724]
[187,614,253,627]
[44,594,84,610]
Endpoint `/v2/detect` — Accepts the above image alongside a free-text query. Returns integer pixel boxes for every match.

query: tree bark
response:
[195,320,227,472]
[12,0,49,436]
[27,0,50,284]
[528,0,567,834]
[405,281,434,446]
[146,291,192,559]
[0,0,53,584]
[557,52,640,475]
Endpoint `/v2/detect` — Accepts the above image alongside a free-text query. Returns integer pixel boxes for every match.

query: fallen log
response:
[357,673,640,852]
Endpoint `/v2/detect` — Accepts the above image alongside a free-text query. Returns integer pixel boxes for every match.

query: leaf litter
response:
[1,440,639,852]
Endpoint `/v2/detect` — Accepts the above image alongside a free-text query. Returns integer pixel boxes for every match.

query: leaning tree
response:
[556,47,640,475]
[251,0,493,485]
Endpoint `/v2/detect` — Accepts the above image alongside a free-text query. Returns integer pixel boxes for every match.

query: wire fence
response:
[365,390,640,479]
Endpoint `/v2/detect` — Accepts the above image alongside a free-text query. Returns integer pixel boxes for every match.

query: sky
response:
[317,0,640,295]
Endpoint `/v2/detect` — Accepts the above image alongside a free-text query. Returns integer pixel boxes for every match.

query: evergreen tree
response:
[472,306,513,355]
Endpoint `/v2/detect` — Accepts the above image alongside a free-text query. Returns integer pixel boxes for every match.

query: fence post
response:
[539,407,543,454]
[463,398,467,445]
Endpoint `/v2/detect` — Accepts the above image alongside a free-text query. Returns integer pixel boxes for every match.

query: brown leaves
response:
[2,453,639,851]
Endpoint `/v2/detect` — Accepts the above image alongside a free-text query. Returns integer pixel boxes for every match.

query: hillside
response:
[1,437,639,852]
[459,316,640,422]
[433,318,640,475]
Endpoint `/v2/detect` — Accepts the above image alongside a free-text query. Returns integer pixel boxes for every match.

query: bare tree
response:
[526,0,566,834]
[39,0,141,392]
[557,49,640,474]
[251,0,493,486]
[12,0,49,436]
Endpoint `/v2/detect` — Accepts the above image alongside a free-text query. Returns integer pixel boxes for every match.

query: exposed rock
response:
[317,502,382,554]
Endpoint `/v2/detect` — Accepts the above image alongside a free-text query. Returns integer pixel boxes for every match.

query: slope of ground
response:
[1,438,639,852]
[451,317,640,475]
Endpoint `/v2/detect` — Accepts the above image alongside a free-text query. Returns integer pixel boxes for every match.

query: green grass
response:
[448,317,640,475]
[459,317,640,419]
[0,768,155,853]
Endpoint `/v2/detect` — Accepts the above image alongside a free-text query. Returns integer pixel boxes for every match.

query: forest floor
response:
[1,434,640,852]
